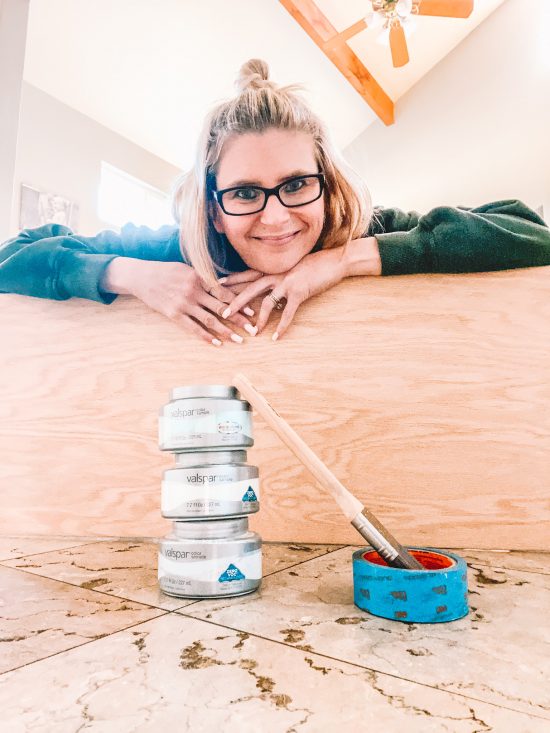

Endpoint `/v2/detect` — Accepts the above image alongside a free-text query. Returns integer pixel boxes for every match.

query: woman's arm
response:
[0,222,181,302]
[342,235,382,277]
[368,200,550,275]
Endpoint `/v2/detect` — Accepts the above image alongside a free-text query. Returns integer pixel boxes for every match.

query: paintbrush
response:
[233,373,423,570]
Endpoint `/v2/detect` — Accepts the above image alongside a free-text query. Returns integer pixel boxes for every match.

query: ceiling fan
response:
[340,1,474,68]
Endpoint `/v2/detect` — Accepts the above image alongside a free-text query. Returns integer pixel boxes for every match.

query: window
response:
[98,162,173,231]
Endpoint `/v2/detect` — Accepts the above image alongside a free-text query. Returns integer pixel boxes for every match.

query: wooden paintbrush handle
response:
[233,373,363,521]
[234,374,424,571]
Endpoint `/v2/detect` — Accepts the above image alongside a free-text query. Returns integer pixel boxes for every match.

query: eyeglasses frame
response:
[212,173,325,216]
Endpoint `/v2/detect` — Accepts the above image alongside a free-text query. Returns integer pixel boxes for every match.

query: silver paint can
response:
[158,385,253,452]
[158,517,262,598]
[161,450,259,520]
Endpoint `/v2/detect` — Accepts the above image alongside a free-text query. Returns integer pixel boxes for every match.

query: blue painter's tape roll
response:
[353,546,469,624]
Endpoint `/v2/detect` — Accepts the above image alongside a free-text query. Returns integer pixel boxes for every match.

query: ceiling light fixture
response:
[363,0,474,68]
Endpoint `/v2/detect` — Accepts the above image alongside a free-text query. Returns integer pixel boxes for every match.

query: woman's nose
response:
[259,194,291,225]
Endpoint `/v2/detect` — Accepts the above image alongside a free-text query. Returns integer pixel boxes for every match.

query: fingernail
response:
[218,277,228,283]
[231,333,244,343]
[212,338,222,347]
[244,307,255,316]
[244,324,258,336]
[222,307,231,318]
[272,331,279,342]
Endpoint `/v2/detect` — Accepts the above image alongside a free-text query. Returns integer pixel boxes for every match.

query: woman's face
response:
[212,129,325,274]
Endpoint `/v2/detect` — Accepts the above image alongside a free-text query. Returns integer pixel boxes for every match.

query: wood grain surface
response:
[1,268,549,549]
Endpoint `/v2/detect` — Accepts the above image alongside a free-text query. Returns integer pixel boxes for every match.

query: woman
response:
[1,59,549,345]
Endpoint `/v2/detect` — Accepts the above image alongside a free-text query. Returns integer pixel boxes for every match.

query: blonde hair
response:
[171,58,372,287]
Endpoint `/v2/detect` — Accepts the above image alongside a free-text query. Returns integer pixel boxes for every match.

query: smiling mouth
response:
[254,230,301,244]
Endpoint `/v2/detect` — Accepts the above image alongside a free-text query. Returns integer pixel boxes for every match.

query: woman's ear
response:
[210,202,225,235]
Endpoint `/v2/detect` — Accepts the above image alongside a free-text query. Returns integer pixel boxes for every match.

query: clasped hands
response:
[125,243,359,346]
[215,245,348,343]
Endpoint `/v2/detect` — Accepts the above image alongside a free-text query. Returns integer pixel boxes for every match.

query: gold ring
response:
[269,293,285,311]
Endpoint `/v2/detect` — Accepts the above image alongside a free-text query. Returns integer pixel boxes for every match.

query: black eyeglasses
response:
[212,173,325,216]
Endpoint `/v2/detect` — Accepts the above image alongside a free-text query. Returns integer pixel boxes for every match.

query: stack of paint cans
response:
[157,385,262,599]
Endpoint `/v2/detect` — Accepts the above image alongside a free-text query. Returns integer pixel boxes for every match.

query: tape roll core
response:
[353,546,469,624]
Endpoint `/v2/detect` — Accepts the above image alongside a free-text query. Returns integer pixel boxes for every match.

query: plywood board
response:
[1,268,549,549]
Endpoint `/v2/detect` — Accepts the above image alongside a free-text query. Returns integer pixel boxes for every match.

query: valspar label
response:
[159,408,253,451]
[161,476,260,518]
[158,541,262,598]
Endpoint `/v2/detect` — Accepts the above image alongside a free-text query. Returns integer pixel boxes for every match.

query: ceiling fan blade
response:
[389,21,409,67]
[417,0,474,18]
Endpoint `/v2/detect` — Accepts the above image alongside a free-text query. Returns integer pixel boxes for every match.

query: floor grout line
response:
[168,613,550,722]
[2,605,548,721]
[262,544,350,579]
[0,610,169,678]
[0,544,351,613]
[0,539,120,563]
[170,545,352,611]
[465,561,550,577]
[0,564,179,612]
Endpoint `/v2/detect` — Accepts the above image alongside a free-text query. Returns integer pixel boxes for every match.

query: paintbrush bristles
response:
[358,509,424,570]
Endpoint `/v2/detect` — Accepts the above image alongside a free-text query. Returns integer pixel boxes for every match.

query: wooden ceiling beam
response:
[279,0,394,126]
[323,19,368,51]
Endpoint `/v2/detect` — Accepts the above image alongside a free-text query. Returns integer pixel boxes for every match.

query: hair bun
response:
[235,59,273,93]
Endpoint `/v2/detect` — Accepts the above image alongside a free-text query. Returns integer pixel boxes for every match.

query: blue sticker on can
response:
[219,563,246,582]
[242,487,258,502]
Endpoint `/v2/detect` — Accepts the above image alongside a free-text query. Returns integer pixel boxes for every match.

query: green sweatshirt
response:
[1,199,549,304]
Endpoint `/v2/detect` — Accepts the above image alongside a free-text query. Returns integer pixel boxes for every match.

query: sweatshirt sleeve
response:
[368,199,550,275]
[0,222,182,303]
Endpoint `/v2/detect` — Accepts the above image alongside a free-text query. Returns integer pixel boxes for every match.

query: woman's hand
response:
[218,246,350,340]
[101,257,257,346]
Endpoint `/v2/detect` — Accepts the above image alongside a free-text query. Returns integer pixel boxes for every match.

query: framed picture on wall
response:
[19,184,79,231]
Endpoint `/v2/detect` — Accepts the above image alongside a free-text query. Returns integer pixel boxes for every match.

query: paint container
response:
[158,517,262,599]
[158,385,253,452]
[161,450,259,520]
[352,547,469,623]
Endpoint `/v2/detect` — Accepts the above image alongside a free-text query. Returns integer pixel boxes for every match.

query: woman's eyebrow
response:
[223,170,313,188]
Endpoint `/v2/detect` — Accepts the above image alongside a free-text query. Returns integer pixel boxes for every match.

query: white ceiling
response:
[24,0,506,170]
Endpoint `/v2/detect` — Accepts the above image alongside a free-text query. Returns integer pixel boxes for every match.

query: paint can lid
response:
[173,450,248,467]
[170,385,239,400]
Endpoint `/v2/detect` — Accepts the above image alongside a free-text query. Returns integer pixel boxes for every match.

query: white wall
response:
[10,83,181,237]
[344,0,550,220]
[0,0,28,241]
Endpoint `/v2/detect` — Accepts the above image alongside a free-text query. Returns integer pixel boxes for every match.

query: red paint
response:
[362,549,454,570]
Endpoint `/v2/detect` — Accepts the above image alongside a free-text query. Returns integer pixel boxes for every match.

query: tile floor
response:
[0,537,548,732]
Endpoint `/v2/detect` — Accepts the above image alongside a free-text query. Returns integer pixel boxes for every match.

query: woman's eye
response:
[231,188,260,201]
[283,179,307,194]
